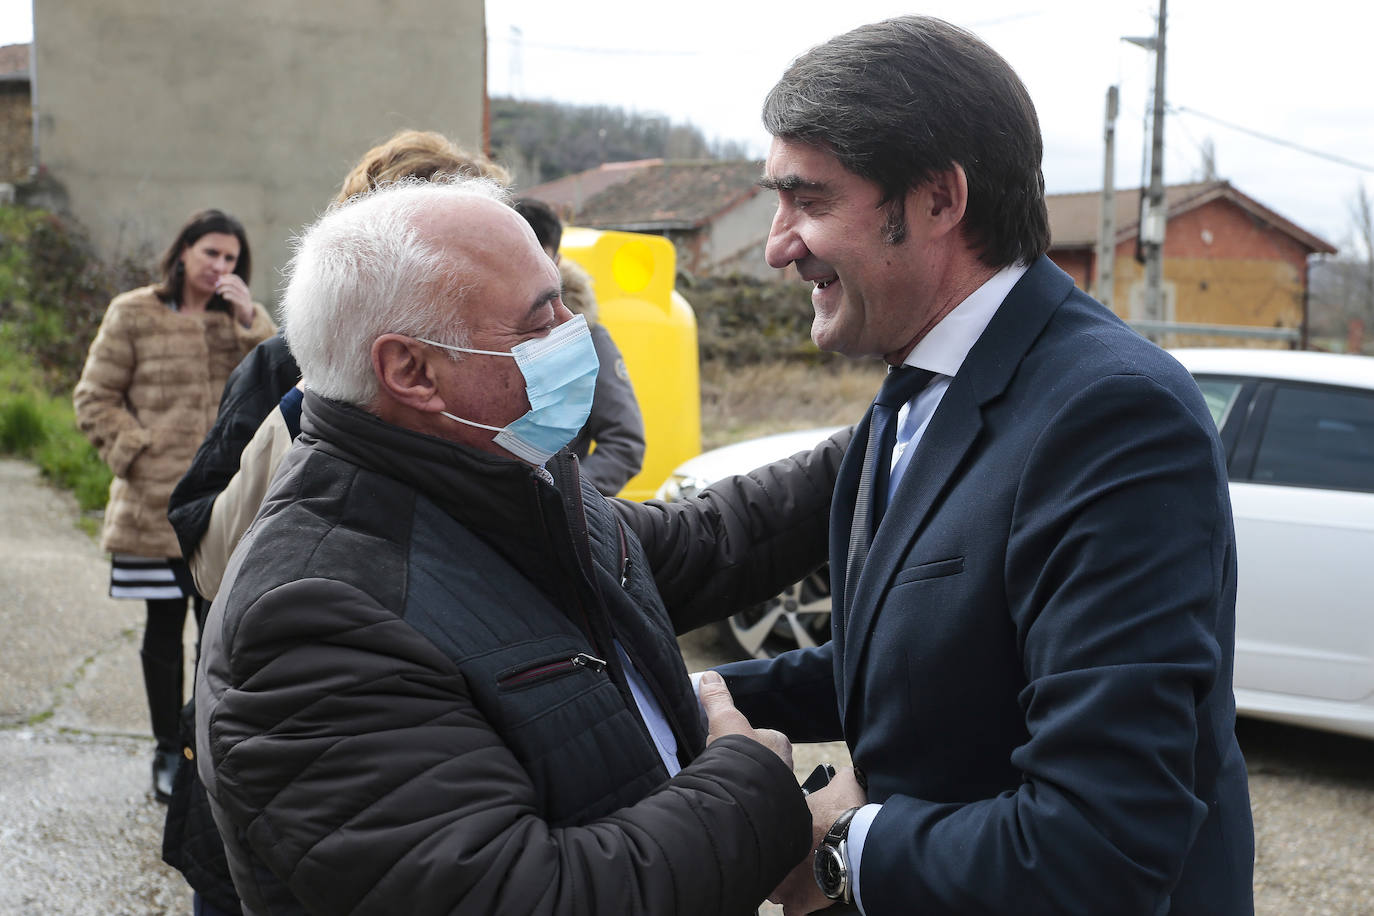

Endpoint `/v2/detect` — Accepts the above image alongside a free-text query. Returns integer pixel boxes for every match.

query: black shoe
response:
[152,749,180,803]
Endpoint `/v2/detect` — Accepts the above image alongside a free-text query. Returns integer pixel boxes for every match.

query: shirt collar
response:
[901,263,1029,377]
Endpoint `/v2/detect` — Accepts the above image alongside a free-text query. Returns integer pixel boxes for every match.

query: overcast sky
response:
[6,1,1372,255]
[485,0,1373,256]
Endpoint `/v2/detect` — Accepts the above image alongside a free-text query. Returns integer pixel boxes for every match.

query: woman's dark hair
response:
[153,209,252,304]
[763,16,1050,267]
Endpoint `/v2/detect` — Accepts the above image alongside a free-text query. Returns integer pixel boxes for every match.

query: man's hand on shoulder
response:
[699,670,793,770]
[769,767,868,915]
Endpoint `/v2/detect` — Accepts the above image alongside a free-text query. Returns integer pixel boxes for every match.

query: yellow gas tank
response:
[560,227,700,501]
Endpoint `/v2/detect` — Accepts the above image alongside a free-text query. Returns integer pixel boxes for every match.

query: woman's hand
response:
[214,274,256,328]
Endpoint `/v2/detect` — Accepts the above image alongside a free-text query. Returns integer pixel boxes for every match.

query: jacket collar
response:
[300,391,579,589]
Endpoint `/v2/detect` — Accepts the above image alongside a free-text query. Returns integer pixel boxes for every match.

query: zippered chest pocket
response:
[461,636,621,734]
[461,636,662,824]
[497,652,607,692]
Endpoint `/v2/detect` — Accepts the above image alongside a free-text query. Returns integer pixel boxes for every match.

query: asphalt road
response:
[2,457,1371,914]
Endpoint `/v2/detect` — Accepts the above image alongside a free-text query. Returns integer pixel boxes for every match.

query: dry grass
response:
[699,358,886,450]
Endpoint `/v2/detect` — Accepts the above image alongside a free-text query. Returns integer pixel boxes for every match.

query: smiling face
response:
[178,232,241,300]
[764,137,957,364]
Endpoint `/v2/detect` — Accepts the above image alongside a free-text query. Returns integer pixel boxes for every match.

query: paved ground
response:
[0,459,191,913]
[2,456,1372,914]
[0,458,843,914]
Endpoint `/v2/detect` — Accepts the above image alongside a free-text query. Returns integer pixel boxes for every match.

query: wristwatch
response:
[813,806,861,904]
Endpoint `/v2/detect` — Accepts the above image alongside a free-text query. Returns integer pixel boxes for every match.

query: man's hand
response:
[769,766,868,915]
[699,670,793,770]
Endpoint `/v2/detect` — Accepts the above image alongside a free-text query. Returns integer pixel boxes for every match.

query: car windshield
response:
[1195,377,1244,430]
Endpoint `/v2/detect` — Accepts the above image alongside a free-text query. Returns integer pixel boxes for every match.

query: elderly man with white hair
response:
[194,177,849,915]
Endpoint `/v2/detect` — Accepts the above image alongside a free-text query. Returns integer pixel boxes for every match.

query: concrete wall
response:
[706,192,787,282]
[33,0,486,309]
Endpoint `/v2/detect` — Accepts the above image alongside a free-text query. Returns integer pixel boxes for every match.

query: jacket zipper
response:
[498,652,608,689]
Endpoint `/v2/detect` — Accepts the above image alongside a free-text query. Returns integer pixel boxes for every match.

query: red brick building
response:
[1048,181,1336,346]
[531,163,1336,346]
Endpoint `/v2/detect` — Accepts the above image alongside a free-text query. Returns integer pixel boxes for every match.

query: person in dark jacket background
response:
[196,177,836,914]
[514,196,646,495]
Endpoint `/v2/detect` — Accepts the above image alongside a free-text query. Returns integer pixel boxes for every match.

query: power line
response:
[490,35,699,57]
[1171,105,1374,174]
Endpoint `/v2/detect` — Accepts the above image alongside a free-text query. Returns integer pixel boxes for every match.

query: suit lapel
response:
[836,256,1079,730]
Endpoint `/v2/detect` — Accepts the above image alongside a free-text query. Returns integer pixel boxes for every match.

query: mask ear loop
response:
[439,411,504,432]
[415,337,514,358]
[413,339,514,429]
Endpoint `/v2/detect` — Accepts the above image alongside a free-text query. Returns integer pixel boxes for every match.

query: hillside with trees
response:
[489,97,751,188]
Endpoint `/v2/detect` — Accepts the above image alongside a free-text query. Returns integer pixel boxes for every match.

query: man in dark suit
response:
[718,16,1255,915]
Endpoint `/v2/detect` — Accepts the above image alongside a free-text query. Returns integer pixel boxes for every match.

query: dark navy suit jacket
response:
[721,257,1254,915]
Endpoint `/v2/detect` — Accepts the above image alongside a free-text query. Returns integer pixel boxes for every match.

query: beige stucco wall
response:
[33,0,485,308]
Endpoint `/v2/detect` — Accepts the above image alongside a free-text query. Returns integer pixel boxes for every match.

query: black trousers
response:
[141,595,207,753]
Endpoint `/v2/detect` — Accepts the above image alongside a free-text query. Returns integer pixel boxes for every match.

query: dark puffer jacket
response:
[197,393,844,916]
[168,332,301,564]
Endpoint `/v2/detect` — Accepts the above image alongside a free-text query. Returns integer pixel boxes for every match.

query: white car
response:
[657,427,845,658]
[657,348,1374,740]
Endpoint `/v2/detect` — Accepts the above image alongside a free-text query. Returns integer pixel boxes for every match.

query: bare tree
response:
[1197,138,1217,182]
[1352,183,1374,309]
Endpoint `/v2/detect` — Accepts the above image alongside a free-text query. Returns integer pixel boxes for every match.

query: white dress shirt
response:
[848,262,1028,913]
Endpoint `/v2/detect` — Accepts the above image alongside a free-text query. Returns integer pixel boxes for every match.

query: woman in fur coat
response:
[74,209,275,802]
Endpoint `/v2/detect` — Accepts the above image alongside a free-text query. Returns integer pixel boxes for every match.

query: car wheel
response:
[720,567,833,660]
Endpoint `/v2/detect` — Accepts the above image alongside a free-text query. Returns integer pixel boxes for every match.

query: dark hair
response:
[514,197,563,254]
[763,15,1050,267]
[153,209,252,303]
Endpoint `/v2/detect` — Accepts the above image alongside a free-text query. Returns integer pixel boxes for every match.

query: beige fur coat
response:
[74,285,275,558]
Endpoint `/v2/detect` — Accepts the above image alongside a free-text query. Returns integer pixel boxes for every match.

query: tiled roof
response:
[525,159,765,231]
[520,159,662,216]
[1048,180,1335,254]
[530,162,1336,258]
[0,43,30,79]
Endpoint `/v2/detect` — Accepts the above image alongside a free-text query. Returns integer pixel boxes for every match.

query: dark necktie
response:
[844,366,936,612]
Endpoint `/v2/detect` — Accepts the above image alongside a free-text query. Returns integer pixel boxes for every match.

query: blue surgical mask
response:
[418,314,599,465]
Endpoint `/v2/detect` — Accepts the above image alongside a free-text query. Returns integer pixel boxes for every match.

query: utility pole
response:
[1095,85,1119,310]
[1142,0,1168,325]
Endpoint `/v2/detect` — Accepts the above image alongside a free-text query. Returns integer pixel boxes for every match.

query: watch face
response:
[813,846,846,899]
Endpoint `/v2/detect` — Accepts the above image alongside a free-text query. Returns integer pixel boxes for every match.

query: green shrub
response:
[0,202,150,517]
[0,396,46,453]
[0,202,149,395]
[681,272,846,366]
[34,426,112,513]
[0,336,112,513]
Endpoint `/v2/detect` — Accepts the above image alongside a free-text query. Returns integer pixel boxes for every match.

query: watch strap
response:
[824,805,862,845]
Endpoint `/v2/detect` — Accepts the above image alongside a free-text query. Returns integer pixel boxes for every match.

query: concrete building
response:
[30,0,487,307]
